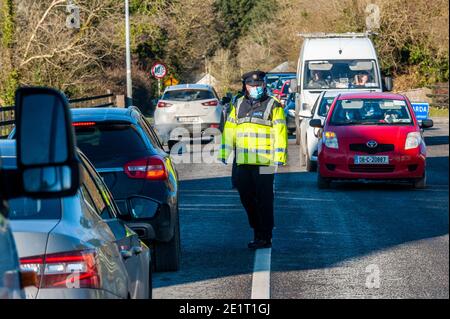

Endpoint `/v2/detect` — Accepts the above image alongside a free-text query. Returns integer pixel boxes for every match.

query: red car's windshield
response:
[330,99,413,125]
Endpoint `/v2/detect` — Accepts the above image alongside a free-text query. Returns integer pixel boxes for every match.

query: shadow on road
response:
[154,156,449,289]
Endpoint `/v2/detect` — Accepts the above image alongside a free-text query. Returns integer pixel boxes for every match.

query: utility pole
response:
[125,0,132,107]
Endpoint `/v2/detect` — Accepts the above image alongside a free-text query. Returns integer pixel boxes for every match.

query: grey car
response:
[1,140,152,299]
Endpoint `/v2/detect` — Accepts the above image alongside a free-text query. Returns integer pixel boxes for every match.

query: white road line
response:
[251,248,272,299]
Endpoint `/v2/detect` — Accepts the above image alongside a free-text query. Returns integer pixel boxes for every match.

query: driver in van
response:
[308,70,328,88]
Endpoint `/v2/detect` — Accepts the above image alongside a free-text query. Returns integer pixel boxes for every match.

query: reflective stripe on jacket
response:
[219,96,288,166]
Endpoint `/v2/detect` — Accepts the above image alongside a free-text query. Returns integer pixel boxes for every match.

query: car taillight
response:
[20,250,100,289]
[202,100,218,106]
[124,156,168,180]
[157,101,173,108]
[73,122,96,127]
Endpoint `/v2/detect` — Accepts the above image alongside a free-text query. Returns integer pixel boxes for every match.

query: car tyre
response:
[413,174,427,189]
[317,173,331,189]
[304,140,317,172]
[153,211,181,272]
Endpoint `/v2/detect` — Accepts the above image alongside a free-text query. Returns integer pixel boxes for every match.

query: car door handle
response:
[120,249,133,260]
[132,246,143,255]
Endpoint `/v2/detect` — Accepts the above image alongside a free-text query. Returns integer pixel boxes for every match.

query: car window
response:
[139,116,164,150]
[8,198,61,220]
[304,60,379,90]
[330,99,413,125]
[162,89,215,101]
[317,96,336,117]
[80,163,112,219]
[74,123,147,164]
[81,154,119,219]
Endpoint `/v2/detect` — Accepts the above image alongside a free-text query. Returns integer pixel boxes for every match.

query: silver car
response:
[1,140,152,299]
[0,213,24,299]
[154,84,223,148]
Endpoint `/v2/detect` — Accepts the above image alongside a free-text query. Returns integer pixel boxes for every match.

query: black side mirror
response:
[15,87,80,198]
[420,119,434,129]
[309,119,323,128]
[383,76,393,92]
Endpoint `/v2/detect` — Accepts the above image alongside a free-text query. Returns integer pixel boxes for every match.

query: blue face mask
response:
[249,86,264,100]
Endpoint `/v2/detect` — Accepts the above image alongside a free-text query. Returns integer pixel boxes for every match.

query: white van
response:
[292,33,392,143]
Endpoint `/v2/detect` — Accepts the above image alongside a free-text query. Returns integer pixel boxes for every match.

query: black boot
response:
[248,230,272,249]
[247,238,272,249]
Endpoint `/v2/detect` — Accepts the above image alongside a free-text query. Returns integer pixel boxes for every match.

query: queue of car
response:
[0,87,185,299]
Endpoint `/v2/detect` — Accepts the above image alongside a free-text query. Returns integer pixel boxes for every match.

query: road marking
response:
[251,248,272,299]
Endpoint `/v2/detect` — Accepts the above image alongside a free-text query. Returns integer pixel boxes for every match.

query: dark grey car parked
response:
[71,107,180,272]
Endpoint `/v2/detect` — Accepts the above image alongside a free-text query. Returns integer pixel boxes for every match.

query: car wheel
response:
[305,146,317,172]
[317,173,331,189]
[413,174,427,189]
[153,211,181,272]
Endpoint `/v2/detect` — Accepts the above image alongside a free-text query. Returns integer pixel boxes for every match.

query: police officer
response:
[219,70,288,249]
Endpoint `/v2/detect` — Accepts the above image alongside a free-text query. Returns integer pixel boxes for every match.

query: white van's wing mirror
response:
[290,79,298,92]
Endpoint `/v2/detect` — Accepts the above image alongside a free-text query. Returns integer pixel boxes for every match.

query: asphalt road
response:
[153,119,449,299]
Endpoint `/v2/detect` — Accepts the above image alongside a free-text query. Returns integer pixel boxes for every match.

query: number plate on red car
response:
[354,155,389,165]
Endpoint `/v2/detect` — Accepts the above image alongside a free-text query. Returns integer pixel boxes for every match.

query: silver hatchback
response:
[154,84,223,147]
[1,140,152,299]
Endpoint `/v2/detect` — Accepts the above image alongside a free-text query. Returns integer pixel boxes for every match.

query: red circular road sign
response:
[151,62,167,79]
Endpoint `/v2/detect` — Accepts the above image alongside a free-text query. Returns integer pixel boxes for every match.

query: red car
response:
[310,92,434,189]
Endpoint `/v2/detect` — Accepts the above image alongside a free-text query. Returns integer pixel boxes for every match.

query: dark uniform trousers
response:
[235,164,274,240]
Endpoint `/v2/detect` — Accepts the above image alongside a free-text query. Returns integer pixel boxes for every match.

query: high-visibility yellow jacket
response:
[219,95,288,166]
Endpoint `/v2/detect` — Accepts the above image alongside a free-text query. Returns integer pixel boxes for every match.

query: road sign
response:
[151,62,167,79]
[164,76,179,86]
[411,102,430,121]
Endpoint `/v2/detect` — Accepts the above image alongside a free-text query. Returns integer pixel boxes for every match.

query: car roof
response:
[0,140,87,170]
[336,92,406,100]
[302,37,377,60]
[71,107,141,123]
[164,84,213,91]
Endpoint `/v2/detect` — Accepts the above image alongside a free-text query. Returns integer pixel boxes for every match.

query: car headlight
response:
[323,131,339,149]
[405,132,422,150]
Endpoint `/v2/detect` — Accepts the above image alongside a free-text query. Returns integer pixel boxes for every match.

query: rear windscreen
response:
[8,198,61,220]
[74,124,147,162]
[162,89,215,101]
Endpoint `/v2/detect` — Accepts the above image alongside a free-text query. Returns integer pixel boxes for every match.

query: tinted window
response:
[330,99,413,125]
[8,198,61,220]
[162,89,215,101]
[74,123,146,162]
[317,97,336,117]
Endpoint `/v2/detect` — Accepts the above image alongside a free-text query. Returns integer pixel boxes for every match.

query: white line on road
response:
[251,248,272,299]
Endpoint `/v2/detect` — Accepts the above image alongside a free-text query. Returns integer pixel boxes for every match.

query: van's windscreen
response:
[303,60,379,90]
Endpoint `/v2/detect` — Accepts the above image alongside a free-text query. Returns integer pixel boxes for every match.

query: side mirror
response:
[290,78,298,92]
[309,119,323,128]
[15,87,80,198]
[299,110,313,118]
[420,119,434,129]
[383,76,393,92]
